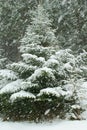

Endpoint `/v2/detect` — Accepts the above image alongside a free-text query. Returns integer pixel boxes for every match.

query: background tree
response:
[46,0,87,51]
[0,0,37,61]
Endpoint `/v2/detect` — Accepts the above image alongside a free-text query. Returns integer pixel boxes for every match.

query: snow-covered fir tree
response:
[0,3,86,122]
[0,4,59,121]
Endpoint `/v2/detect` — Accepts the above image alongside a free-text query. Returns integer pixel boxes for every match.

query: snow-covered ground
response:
[0,119,87,130]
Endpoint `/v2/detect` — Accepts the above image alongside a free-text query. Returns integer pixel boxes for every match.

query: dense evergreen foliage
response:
[0,0,87,122]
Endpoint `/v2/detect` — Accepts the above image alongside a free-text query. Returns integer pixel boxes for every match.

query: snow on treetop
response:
[20,81,38,90]
[50,55,57,60]
[0,79,9,89]
[28,67,55,82]
[37,87,68,98]
[0,79,22,94]
[37,57,45,63]
[22,53,45,64]
[22,53,37,61]
[8,62,37,73]
[31,4,51,27]
[10,90,36,102]
[63,62,73,71]
[63,84,74,91]
[0,69,17,80]
[44,59,59,68]
[55,49,73,58]
[20,30,41,46]
[51,49,76,66]
[71,105,81,109]
[50,49,74,59]
[20,43,55,57]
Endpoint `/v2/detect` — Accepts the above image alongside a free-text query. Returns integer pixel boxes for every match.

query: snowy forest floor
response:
[0,119,87,130]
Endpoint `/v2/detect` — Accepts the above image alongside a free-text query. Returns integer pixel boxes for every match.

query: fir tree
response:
[47,0,87,51]
[0,0,37,61]
[0,3,85,121]
[0,4,59,121]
